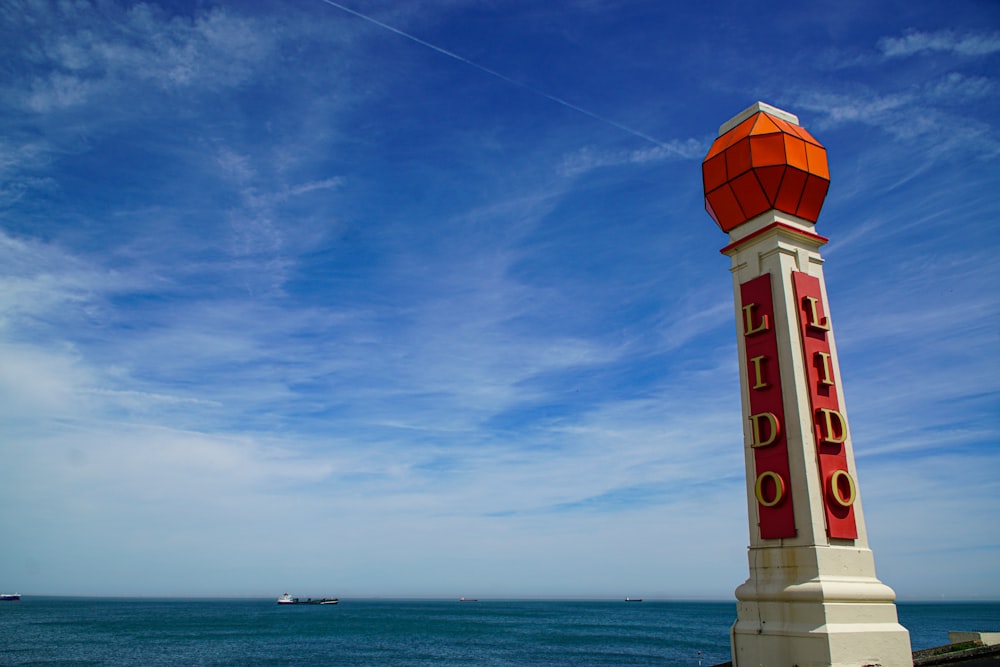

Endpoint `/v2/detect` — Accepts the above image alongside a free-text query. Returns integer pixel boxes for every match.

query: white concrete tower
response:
[702,102,913,667]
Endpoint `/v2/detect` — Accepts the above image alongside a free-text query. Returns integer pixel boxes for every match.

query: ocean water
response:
[1,597,998,666]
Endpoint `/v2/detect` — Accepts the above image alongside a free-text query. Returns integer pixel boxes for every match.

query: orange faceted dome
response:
[702,107,830,232]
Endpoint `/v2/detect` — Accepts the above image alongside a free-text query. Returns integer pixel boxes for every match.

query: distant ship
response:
[277,593,338,605]
[1,593,20,601]
[625,597,642,602]
[459,597,478,602]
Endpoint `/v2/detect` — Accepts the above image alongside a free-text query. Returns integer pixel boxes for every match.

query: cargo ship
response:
[277,593,338,605]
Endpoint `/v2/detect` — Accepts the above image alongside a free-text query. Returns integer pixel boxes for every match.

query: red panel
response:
[730,171,770,220]
[750,113,781,136]
[741,274,796,539]
[804,142,830,179]
[702,152,728,193]
[705,135,728,160]
[749,133,786,167]
[755,165,785,203]
[770,116,801,138]
[795,174,830,222]
[792,272,858,539]
[725,138,753,180]
[775,167,807,214]
[790,123,822,147]
[727,114,758,143]
[783,134,809,171]
[705,183,746,231]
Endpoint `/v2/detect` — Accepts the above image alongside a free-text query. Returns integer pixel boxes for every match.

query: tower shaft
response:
[703,103,912,667]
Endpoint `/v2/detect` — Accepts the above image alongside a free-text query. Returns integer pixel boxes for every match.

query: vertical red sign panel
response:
[792,272,858,539]
[740,274,795,539]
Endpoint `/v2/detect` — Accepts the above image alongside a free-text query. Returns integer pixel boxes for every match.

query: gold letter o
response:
[828,469,857,507]
[754,471,786,508]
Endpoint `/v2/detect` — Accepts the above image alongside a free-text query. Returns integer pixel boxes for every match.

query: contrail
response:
[318,0,669,149]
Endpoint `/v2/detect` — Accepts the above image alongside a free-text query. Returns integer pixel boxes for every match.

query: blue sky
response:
[1,0,997,600]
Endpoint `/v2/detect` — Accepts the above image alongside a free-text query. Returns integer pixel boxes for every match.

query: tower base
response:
[730,545,913,667]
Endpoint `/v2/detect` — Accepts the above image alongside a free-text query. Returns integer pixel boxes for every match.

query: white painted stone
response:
[949,632,1000,646]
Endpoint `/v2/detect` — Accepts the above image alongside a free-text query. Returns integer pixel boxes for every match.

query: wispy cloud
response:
[558,139,706,177]
[926,72,996,100]
[879,30,1000,58]
[795,85,1000,167]
[285,177,345,198]
[11,3,287,113]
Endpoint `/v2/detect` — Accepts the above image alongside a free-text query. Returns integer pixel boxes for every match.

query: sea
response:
[1,597,998,666]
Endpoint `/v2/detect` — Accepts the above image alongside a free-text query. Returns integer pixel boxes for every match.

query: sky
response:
[1,0,998,601]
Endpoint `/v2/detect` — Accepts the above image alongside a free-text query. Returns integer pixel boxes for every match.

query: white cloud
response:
[860,450,1000,599]
[879,30,1000,58]
[0,230,130,336]
[558,138,706,177]
[11,2,287,113]
[925,72,995,101]
[795,87,1000,165]
[285,176,345,198]
[215,148,256,183]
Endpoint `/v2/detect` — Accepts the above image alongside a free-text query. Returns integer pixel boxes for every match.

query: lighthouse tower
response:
[703,102,913,667]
